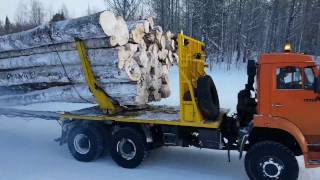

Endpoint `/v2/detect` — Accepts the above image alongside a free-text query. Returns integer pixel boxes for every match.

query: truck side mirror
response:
[314,76,320,93]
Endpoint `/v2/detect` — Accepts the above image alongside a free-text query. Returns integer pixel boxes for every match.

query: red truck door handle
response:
[272,103,284,108]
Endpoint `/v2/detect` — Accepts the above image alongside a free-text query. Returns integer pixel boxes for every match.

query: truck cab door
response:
[271,65,320,144]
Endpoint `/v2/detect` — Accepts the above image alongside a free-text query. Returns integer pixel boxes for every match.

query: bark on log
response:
[0,83,146,106]
[0,65,131,86]
[0,47,120,70]
[0,38,112,60]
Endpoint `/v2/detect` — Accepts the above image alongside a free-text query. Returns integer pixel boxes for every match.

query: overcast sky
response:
[0,0,106,22]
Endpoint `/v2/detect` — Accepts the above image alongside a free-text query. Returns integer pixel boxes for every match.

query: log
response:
[109,17,130,46]
[0,65,131,86]
[159,49,169,60]
[0,47,145,85]
[0,47,120,70]
[0,37,112,60]
[0,11,128,52]
[133,48,148,68]
[117,45,138,70]
[0,82,72,92]
[128,20,146,44]
[0,83,147,106]
[124,58,141,81]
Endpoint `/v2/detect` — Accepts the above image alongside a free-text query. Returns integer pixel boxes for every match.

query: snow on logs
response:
[0,11,178,106]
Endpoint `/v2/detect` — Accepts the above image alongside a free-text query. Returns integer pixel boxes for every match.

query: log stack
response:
[0,11,178,106]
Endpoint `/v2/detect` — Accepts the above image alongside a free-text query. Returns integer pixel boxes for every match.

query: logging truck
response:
[58,34,320,180]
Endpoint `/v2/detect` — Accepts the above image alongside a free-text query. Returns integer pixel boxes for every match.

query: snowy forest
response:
[0,0,320,65]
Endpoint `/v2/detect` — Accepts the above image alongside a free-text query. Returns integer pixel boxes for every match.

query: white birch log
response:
[0,11,127,52]
[128,21,145,45]
[0,38,113,60]
[0,65,132,86]
[109,16,130,46]
[158,49,169,60]
[144,33,156,46]
[124,58,141,81]
[117,45,138,70]
[0,48,142,85]
[0,47,119,70]
[167,51,174,64]
[133,49,148,68]
[0,83,147,106]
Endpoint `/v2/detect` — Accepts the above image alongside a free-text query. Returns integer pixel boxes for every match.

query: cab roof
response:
[259,53,315,64]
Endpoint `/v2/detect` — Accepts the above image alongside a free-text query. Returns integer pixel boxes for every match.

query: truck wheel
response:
[245,141,299,180]
[68,125,104,162]
[110,127,146,169]
[196,75,220,121]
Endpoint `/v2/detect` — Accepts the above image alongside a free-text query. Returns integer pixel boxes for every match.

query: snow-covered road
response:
[0,66,319,180]
[0,116,317,180]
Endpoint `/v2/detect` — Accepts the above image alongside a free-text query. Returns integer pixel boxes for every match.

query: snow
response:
[0,65,319,180]
[154,64,248,113]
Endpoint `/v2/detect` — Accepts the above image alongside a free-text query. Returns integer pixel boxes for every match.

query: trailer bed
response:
[62,105,229,129]
[66,105,180,121]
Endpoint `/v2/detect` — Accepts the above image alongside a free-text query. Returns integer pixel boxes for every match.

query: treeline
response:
[149,0,320,63]
[105,0,320,64]
[1,0,320,65]
[0,0,96,35]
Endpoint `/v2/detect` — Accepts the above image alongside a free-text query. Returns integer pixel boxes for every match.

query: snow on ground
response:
[155,64,248,113]
[0,65,319,180]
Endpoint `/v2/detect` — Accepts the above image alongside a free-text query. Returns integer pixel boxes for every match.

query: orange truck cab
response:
[240,48,320,179]
[239,49,320,179]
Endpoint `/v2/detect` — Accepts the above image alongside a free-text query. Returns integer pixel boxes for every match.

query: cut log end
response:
[99,11,117,36]
[131,24,145,44]
[125,58,142,81]
[113,17,130,46]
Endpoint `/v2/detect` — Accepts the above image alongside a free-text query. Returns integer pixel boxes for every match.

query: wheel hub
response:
[74,134,91,155]
[117,138,136,160]
[260,157,284,179]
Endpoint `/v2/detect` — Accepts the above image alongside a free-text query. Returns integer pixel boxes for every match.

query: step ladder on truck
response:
[58,34,320,180]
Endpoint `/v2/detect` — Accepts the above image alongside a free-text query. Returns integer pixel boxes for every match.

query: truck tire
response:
[68,125,104,162]
[245,141,299,180]
[196,75,220,120]
[110,127,146,169]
